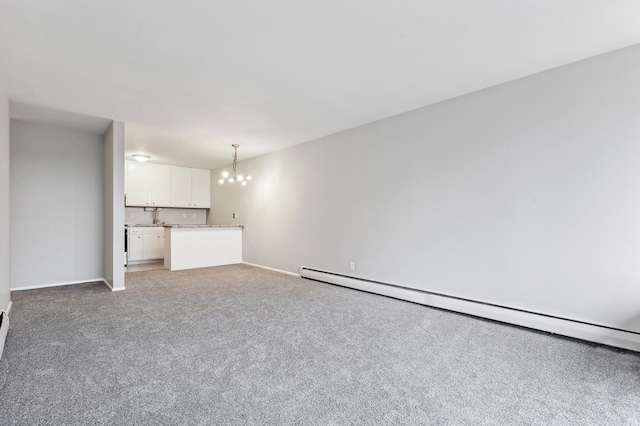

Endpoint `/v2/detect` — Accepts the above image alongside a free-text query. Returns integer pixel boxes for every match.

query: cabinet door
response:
[171,166,192,207]
[128,231,144,261]
[143,233,165,260]
[126,162,150,206]
[149,164,171,207]
[191,168,211,208]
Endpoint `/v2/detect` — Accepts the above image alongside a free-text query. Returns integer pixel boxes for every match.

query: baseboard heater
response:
[299,267,640,352]
[0,310,8,360]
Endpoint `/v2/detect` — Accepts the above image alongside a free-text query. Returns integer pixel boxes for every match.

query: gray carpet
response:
[0,264,639,425]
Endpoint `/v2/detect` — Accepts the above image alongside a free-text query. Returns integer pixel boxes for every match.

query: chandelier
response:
[219,144,252,185]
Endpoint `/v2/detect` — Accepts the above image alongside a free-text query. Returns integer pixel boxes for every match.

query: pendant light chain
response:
[219,144,252,185]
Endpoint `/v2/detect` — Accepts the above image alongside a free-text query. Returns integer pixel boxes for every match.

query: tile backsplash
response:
[125,207,207,225]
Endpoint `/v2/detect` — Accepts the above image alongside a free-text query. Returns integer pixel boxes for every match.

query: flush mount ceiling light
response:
[132,154,151,162]
[219,144,252,186]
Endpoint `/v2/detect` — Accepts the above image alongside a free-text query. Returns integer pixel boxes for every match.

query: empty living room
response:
[1,1,639,424]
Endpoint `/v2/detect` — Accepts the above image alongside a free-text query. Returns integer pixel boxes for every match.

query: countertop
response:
[126,224,243,228]
[164,224,244,229]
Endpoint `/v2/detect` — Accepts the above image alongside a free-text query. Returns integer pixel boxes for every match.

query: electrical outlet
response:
[350,261,355,271]
[232,212,238,219]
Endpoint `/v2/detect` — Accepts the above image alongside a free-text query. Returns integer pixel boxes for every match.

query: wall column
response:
[103,121,125,291]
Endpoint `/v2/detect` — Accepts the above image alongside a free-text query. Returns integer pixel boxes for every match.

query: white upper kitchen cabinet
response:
[126,161,171,207]
[148,163,171,206]
[126,161,150,206]
[170,166,211,208]
[127,161,210,208]
[170,166,192,207]
[191,168,211,208]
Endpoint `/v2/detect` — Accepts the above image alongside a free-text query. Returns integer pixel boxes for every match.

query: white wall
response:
[104,121,125,290]
[10,121,104,289]
[0,76,10,311]
[210,44,640,335]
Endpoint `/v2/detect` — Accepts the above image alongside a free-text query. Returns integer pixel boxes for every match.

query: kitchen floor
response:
[125,262,164,272]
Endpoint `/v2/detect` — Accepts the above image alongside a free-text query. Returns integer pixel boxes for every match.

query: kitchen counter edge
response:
[126,224,244,228]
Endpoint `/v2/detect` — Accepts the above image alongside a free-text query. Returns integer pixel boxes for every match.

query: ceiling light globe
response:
[242,181,247,186]
[237,175,244,181]
[218,179,224,184]
[228,178,234,183]
[222,171,229,178]
[247,175,252,180]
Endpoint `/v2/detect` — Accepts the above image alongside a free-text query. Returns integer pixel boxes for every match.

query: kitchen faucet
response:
[153,208,165,225]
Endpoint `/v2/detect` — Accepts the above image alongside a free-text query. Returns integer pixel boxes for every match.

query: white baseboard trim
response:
[110,283,126,292]
[300,267,640,352]
[11,278,109,292]
[0,309,8,360]
[4,300,12,314]
[243,262,301,277]
[102,279,113,291]
[127,259,163,266]
[100,279,126,292]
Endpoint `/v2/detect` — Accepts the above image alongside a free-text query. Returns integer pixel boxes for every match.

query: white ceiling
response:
[1,1,640,169]
[10,101,113,135]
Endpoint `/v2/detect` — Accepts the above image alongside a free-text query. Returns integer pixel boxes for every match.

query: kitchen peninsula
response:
[163,225,243,271]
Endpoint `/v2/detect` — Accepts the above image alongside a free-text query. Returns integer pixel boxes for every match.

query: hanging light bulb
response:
[218,144,253,185]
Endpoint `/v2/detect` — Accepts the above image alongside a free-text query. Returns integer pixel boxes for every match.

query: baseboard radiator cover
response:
[299,267,640,352]
[0,310,8,361]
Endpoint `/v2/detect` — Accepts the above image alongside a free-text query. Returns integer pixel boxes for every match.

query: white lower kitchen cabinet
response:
[143,228,164,259]
[128,227,164,262]
[128,228,144,261]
